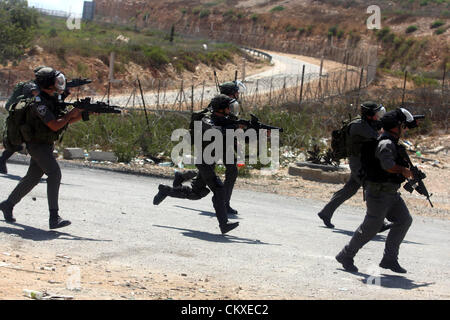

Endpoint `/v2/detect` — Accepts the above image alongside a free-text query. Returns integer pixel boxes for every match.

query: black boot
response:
[0,201,15,223]
[226,205,238,215]
[49,210,71,230]
[378,222,394,233]
[336,250,358,272]
[379,257,407,273]
[318,212,335,229]
[0,149,15,174]
[153,185,170,205]
[220,222,239,235]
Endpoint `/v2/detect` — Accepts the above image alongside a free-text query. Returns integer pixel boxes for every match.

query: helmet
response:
[35,67,66,91]
[219,80,246,96]
[33,65,49,74]
[361,101,386,119]
[381,108,416,130]
[23,82,39,97]
[209,94,234,111]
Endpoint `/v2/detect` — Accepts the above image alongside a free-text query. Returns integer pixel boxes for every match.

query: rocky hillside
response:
[93,0,449,72]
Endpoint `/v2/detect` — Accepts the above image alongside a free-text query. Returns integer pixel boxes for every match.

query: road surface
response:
[1,162,449,299]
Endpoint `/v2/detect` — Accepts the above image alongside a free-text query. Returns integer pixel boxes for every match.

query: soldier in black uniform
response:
[154,94,243,235]
[317,101,392,233]
[336,108,417,273]
[157,81,244,215]
[0,67,84,229]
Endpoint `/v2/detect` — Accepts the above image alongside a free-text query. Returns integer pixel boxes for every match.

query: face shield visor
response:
[399,108,418,129]
[229,100,240,116]
[374,105,386,120]
[54,72,66,93]
[235,80,246,94]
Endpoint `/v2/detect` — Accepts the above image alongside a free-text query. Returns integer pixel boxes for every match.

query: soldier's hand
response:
[402,167,413,179]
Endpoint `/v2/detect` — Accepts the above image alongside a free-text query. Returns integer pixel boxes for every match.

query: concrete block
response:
[63,148,85,160]
[88,151,118,163]
[288,165,350,184]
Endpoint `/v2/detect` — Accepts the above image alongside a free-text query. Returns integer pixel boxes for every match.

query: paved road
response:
[1,162,449,299]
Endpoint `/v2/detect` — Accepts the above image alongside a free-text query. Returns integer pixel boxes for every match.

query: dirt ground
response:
[0,134,448,300]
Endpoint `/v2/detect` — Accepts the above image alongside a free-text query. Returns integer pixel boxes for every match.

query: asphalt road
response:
[1,163,449,299]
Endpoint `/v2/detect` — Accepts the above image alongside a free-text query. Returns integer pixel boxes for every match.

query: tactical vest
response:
[22,94,66,145]
[360,135,408,185]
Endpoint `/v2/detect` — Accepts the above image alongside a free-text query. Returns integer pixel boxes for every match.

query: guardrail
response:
[240,47,272,63]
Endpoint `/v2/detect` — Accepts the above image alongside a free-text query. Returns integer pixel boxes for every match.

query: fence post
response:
[442,63,447,104]
[299,65,305,105]
[356,67,364,107]
[191,84,194,113]
[402,70,408,106]
[137,77,151,131]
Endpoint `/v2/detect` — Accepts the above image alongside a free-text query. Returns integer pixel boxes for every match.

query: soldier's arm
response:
[376,140,412,179]
[39,106,82,132]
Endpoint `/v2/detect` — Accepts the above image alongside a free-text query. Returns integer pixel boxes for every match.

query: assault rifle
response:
[399,145,433,207]
[66,78,92,88]
[236,114,284,132]
[60,97,122,121]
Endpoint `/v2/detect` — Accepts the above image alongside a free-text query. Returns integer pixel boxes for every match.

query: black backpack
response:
[330,116,360,161]
[2,98,33,151]
[189,107,211,144]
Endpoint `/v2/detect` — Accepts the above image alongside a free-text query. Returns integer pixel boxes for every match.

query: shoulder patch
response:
[37,105,48,116]
[35,96,41,102]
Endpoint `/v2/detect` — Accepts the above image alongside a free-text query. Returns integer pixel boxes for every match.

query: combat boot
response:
[220,222,239,235]
[0,201,15,223]
[226,205,238,215]
[379,257,407,274]
[153,185,171,205]
[49,210,71,230]
[0,158,7,174]
[335,250,358,272]
[318,212,335,229]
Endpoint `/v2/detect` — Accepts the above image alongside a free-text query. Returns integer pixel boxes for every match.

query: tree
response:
[0,0,39,64]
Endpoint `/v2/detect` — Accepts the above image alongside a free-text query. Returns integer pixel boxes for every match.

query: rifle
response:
[399,145,433,207]
[60,97,122,121]
[236,114,284,132]
[66,78,92,88]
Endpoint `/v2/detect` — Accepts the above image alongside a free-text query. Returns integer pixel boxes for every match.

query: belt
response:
[365,181,400,194]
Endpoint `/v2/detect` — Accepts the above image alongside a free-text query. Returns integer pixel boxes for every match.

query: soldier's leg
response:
[196,164,229,227]
[6,157,45,207]
[26,144,62,211]
[342,190,393,258]
[0,149,15,174]
[318,174,361,226]
[383,194,413,262]
[224,163,238,210]
[173,170,198,188]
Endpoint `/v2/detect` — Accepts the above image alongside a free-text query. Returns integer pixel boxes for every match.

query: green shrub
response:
[250,13,258,22]
[199,9,210,18]
[270,6,285,12]
[435,27,447,34]
[406,25,419,33]
[431,20,445,28]
[285,24,297,32]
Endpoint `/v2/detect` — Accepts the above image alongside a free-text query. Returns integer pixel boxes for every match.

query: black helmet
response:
[219,81,239,95]
[209,94,234,111]
[35,67,66,91]
[381,108,416,130]
[361,101,386,118]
